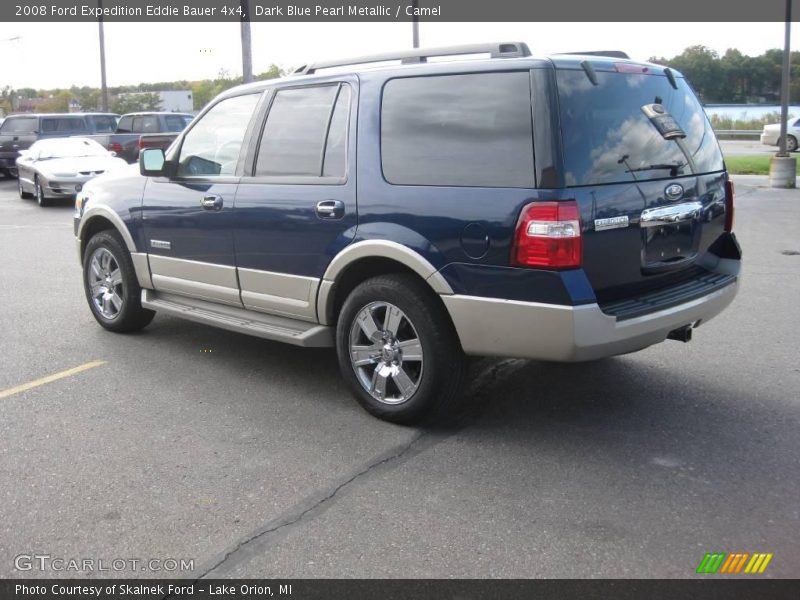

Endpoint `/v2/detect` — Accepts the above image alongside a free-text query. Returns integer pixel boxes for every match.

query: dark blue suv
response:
[73,43,741,423]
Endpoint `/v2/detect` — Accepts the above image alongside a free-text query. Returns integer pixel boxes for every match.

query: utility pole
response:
[98,0,109,111]
[770,0,796,187]
[240,0,253,83]
[411,0,419,48]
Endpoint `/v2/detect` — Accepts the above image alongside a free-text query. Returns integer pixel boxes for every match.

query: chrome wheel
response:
[88,247,124,320]
[35,178,44,205]
[348,301,424,405]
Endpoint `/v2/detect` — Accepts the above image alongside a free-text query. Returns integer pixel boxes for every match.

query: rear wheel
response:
[336,273,465,424]
[787,135,798,152]
[34,176,48,207]
[82,230,154,333]
[18,177,32,199]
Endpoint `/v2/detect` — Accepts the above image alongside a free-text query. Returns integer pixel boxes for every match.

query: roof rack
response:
[294,42,531,75]
[556,50,630,59]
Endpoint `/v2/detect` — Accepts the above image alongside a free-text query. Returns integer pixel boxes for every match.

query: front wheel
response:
[34,176,48,207]
[336,274,465,424]
[82,230,154,333]
[18,177,32,199]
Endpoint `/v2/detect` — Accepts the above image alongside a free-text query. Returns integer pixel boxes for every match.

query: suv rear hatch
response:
[553,59,734,310]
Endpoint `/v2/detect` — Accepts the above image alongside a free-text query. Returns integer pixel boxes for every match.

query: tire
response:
[34,176,48,207]
[787,135,798,152]
[82,230,155,333]
[7,167,18,179]
[18,176,32,199]
[336,273,465,424]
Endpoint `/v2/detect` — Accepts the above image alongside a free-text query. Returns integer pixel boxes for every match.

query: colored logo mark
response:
[696,552,773,574]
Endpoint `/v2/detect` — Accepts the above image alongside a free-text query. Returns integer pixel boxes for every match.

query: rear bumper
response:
[761,132,779,146]
[442,271,739,362]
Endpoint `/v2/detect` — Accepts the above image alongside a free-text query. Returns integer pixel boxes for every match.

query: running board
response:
[141,289,334,347]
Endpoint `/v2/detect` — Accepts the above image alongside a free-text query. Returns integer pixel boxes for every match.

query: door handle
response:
[315,200,345,219]
[201,195,223,211]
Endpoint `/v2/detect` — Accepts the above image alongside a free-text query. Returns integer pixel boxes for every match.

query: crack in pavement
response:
[163,357,526,590]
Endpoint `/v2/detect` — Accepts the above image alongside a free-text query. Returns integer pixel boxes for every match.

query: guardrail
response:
[713,129,762,141]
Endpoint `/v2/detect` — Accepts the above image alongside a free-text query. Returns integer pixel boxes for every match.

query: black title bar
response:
[3,0,799,22]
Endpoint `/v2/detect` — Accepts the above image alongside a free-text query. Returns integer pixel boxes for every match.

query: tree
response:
[111,92,162,114]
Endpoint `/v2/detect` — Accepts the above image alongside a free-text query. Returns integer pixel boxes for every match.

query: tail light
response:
[511,200,582,269]
[138,137,146,149]
[107,142,123,153]
[724,180,735,232]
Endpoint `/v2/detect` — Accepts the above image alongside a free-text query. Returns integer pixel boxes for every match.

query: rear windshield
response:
[0,117,37,134]
[557,70,724,186]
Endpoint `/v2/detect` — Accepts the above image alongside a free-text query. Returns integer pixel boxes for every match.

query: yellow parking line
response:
[0,360,107,400]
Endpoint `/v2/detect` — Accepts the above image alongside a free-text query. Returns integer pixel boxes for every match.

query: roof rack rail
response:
[294,42,531,75]
[556,50,630,59]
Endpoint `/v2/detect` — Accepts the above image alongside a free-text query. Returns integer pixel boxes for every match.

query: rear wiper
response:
[626,162,686,176]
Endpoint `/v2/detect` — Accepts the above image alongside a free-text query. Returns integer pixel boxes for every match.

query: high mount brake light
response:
[511,201,582,269]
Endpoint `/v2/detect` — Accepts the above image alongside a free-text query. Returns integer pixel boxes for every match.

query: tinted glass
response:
[90,116,117,133]
[164,115,189,131]
[177,93,259,177]
[117,116,132,133]
[132,115,158,133]
[322,86,350,177]
[0,117,37,133]
[255,85,339,177]
[557,70,724,186]
[41,119,58,132]
[381,72,535,188]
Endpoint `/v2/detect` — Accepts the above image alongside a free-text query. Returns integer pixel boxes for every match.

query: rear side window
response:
[255,84,350,178]
[381,72,535,188]
[41,117,85,132]
[132,115,158,133]
[557,70,724,186]
[0,117,37,133]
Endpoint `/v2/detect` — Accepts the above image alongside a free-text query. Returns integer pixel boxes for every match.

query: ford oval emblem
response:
[665,183,684,200]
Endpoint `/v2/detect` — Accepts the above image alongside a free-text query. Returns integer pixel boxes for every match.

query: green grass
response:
[725,155,800,175]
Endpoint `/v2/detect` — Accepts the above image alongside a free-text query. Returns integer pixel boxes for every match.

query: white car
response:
[760,118,800,152]
[16,137,128,207]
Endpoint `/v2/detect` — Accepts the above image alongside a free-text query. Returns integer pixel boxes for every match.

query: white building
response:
[158,90,194,113]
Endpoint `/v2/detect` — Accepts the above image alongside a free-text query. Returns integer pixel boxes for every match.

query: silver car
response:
[17,137,128,207]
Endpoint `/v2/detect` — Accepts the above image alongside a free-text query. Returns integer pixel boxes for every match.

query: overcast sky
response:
[0,21,794,89]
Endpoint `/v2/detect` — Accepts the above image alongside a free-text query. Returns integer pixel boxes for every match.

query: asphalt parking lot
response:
[0,175,798,579]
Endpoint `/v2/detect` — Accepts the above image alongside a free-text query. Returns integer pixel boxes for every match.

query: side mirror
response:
[140,147,167,176]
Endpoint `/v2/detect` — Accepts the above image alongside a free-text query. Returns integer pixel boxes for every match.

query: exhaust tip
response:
[667,325,693,343]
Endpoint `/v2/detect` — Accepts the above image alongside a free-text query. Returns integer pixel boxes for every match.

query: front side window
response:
[165,114,192,131]
[117,116,132,133]
[255,84,350,178]
[90,116,117,133]
[177,93,260,177]
[381,72,535,188]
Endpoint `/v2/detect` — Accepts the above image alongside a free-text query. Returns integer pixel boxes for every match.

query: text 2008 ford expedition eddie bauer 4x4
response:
[73,43,741,423]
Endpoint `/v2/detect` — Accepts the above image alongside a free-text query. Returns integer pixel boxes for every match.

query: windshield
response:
[33,138,109,159]
[557,70,724,186]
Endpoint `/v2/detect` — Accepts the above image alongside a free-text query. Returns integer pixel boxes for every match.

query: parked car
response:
[73,43,741,423]
[760,118,800,151]
[83,112,193,163]
[17,137,128,207]
[0,112,119,178]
